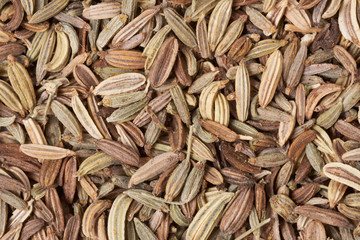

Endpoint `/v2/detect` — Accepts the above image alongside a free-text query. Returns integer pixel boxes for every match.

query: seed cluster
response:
[1,0,360,239]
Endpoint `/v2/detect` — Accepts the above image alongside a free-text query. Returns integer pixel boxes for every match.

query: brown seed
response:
[63,156,77,204]
[45,188,65,235]
[220,187,254,234]
[338,203,360,220]
[255,182,266,219]
[99,49,146,69]
[63,214,80,240]
[303,221,327,240]
[220,142,261,174]
[20,219,44,240]
[0,0,23,31]
[169,114,186,152]
[335,120,360,143]
[129,152,184,187]
[295,84,305,125]
[288,130,317,160]
[95,139,140,167]
[270,194,298,223]
[0,174,25,192]
[294,205,354,229]
[120,121,145,147]
[39,159,62,187]
[291,182,319,204]
[148,36,179,88]
[198,119,252,142]
[174,51,192,87]
[220,167,255,187]
[73,64,99,89]
[305,83,342,120]
[0,43,25,61]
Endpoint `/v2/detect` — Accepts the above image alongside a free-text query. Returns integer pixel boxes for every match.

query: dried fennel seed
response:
[0,1,360,240]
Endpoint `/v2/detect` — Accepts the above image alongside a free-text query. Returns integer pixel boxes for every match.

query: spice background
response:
[1,0,360,239]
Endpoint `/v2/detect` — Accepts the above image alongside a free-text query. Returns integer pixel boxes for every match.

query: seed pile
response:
[1,0,360,239]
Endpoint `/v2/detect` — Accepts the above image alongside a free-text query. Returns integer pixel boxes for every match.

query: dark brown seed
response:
[281,220,297,240]
[199,119,243,142]
[45,188,65,236]
[228,36,253,62]
[0,43,26,61]
[63,156,77,204]
[169,114,186,152]
[311,19,341,52]
[288,130,317,160]
[291,182,320,204]
[39,159,62,187]
[220,142,261,174]
[0,0,24,31]
[148,36,179,88]
[220,167,255,187]
[294,156,313,184]
[174,51,191,86]
[220,186,254,234]
[95,139,140,166]
[20,219,45,240]
[294,205,354,229]
[255,182,266,219]
[63,214,81,240]
[73,64,100,89]
[0,173,25,192]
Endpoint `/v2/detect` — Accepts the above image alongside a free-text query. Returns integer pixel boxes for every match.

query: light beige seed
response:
[44,25,70,73]
[71,90,103,140]
[323,162,360,191]
[82,200,112,238]
[36,27,55,83]
[20,144,75,159]
[93,73,146,96]
[96,14,128,51]
[129,152,183,187]
[125,189,169,212]
[245,6,276,36]
[0,80,25,116]
[82,2,121,20]
[235,61,250,122]
[51,100,82,141]
[108,194,133,240]
[186,192,233,240]
[207,0,232,52]
[112,6,160,45]
[134,217,159,240]
[258,50,283,107]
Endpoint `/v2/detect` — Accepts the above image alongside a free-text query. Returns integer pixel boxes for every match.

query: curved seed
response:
[29,0,69,23]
